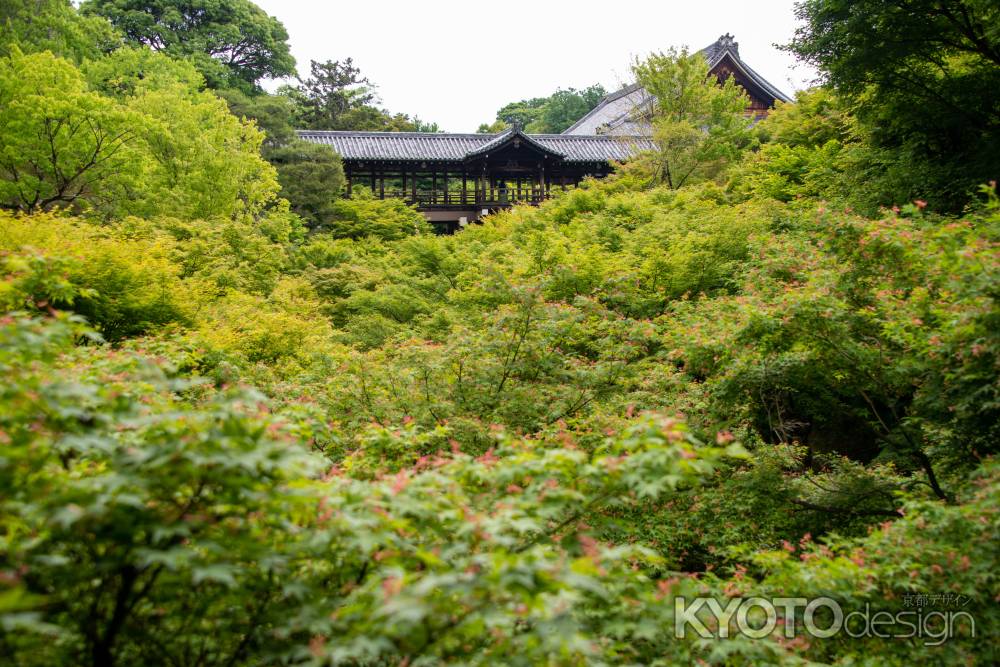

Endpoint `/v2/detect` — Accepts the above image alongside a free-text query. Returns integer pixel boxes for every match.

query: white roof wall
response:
[562,86,652,136]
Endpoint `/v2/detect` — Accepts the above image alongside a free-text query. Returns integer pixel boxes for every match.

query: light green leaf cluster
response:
[630,48,753,189]
[0,47,279,219]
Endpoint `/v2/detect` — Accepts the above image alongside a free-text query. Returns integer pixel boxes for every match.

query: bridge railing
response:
[379,190,551,207]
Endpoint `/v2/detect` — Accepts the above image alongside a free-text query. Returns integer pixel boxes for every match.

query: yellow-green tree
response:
[0,49,143,214]
[0,48,279,220]
[631,48,752,189]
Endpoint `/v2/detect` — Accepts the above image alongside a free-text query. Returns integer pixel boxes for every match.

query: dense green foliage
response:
[479,84,607,134]
[1,0,121,63]
[266,141,345,228]
[788,0,1000,211]
[1,0,439,232]
[80,0,296,90]
[0,47,278,218]
[1,3,999,665]
[3,172,997,666]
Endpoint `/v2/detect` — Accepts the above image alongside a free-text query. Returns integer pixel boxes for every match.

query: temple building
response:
[563,33,792,136]
[298,34,790,232]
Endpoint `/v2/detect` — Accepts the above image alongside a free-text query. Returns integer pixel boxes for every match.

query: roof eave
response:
[712,51,792,104]
[463,127,566,160]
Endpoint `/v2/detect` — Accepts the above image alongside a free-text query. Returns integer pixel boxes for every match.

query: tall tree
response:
[1,0,121,62]
[533,85,607,133]
[630,48,751,189]
[286,59,437,132]
[80,0,295,91]
[288,58,375,130]
[788,0,1000,210]
[479,85,607,134]
[0,48,279,219]
[0,50,142,213]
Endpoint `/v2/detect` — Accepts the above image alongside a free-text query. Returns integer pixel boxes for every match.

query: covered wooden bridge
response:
[298,125,653,232]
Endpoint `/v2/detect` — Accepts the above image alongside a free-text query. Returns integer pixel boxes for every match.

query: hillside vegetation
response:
[1,1,998,665]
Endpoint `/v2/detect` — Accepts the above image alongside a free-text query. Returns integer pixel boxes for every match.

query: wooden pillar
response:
[379,173,385,199]
[346,166,353,196]
[370,167,376,193]
[411,168,417,202]
[401,168,406,200]
[443,170,449,205]
[462,172,468,205]
[431,169,437,205]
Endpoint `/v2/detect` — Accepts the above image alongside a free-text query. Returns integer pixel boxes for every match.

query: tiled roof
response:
[533,134,653,162]
[561,85,645,136]
[298,131,485,161]
[297,130,653,163]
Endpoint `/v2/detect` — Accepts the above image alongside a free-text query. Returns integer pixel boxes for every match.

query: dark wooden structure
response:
[298,125,653,232]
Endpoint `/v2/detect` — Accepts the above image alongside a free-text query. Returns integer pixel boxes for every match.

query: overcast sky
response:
[254,0,818,133]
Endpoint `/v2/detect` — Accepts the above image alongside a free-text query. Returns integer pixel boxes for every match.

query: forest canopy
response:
[787,0,1000,210]
[478,84,607,133]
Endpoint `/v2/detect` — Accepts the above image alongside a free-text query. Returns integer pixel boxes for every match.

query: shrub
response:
[0,212,186,339]
[326,188,431,240]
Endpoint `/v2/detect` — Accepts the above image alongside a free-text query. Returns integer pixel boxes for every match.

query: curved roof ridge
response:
[725,56,793,103]
[463,125,566,159]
